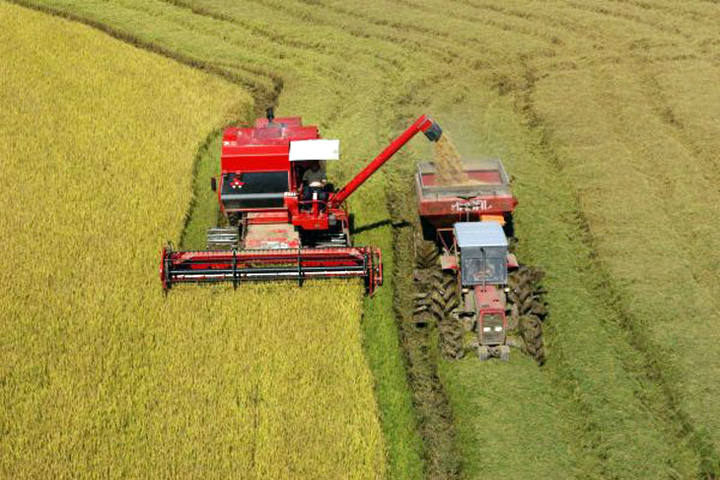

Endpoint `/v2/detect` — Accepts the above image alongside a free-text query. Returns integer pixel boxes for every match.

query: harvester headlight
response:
[494,326,503,332]
[483,327,491,332]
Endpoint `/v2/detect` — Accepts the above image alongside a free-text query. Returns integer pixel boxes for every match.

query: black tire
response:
[519,315,545,365]
[507,266,548,320]
[507,265,548,364]
[503,212,515,238]
[430,270,464,359]
[415,239,439,270]
[499,345,511,362]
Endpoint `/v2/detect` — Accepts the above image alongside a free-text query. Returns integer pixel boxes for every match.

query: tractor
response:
[413,159,547,363]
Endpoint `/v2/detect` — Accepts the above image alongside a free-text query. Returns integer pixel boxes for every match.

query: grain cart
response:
[413,159,547,363]
[160,110,442,294]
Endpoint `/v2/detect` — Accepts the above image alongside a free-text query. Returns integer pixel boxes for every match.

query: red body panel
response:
[473,285,506,310]
[246,211,290,224]
[419,195,517,227]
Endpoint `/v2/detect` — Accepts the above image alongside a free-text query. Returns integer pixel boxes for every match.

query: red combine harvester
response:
[413,159,547,363]
[160,110,442,294]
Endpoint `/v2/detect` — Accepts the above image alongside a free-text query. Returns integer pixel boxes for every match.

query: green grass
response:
[9,0,720,477]
[180,130,225,250]
[427,88,702,477]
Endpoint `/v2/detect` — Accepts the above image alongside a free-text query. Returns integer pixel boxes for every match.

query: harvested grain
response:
[433,134,470,184]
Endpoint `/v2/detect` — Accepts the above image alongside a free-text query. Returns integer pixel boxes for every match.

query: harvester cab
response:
[413,158,547,364]
[161,111,442,294]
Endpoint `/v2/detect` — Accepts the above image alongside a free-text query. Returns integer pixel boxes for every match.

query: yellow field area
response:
[0,3,384,477]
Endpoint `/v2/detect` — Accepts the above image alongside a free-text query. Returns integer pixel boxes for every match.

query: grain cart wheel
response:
[508,266,548,364]
[415,239,439,270]
[519,315,545,365]
[430,271,464,359]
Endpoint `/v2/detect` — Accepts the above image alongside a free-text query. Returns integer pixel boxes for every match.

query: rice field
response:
[0,4,384,477]
[4,0,720,478]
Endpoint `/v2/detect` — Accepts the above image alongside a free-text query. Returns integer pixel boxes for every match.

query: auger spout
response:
[330,114,442,207]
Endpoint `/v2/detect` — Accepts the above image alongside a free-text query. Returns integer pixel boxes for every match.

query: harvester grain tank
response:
[160,110,442,294]
[413,159,547,363]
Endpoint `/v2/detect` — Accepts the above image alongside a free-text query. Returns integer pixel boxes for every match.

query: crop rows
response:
[0,4,385,477]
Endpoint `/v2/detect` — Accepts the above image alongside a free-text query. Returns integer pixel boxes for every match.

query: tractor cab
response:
[453,222,514,359]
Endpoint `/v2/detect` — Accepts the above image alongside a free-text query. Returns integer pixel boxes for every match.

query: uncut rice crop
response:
[0,4,385,478]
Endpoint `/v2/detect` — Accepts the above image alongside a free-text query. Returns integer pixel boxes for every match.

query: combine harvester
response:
[413,159,547,363]
[161,109,442,294]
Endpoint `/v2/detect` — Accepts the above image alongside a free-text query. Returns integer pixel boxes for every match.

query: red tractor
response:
[160,110,442,294]
[413,159,547,363]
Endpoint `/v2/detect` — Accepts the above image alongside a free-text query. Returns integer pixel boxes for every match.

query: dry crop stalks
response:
[0,5,385,478]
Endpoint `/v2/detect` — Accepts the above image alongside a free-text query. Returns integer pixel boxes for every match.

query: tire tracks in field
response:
[609,0,720,31]
[396,0,563,48]
[252,0,464,63]
[562,0,692,40]
[511,55,720,479]
[157,0,404,75]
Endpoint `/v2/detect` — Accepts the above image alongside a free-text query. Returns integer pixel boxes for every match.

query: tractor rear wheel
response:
[519,315,545,365]
[507,265,548,364]
[430,270,464,359]
[499,345,511,362]
[507,266,548,320]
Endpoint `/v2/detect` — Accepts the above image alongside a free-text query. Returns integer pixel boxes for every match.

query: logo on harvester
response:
[452,199,490,212]
[230,179,244,190]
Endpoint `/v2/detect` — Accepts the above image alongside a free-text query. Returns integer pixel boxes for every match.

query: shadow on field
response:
[353,218,410,234]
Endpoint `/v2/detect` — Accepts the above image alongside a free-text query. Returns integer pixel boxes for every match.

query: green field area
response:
[3,0,720,478]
